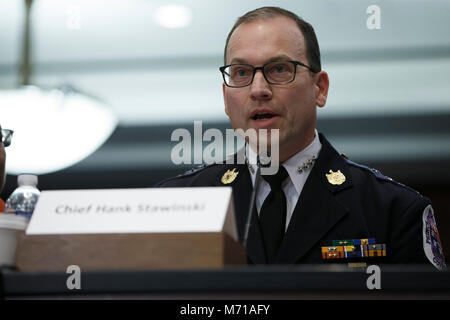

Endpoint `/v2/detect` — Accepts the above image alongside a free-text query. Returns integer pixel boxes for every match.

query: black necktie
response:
[259,165,289,263]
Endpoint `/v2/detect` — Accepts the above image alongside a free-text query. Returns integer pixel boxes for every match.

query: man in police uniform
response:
[157,7,446,269]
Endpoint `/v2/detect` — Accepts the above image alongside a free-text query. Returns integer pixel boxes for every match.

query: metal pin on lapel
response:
[326,169,346,185]
[221,168,239,184]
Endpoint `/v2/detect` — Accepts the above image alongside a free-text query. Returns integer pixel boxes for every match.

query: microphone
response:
[242,152,271,248]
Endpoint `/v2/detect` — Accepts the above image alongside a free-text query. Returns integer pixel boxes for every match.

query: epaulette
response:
[344,158,423,197]
[345,159,393,181]
[173,163,218,179]
[154,163,216,187]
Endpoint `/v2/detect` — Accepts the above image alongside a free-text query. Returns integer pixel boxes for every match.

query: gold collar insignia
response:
[326,169,346,185]
[221,168,239,184]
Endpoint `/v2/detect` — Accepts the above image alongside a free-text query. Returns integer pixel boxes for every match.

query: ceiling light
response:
[0,0,118,175]
[0,85,117,175]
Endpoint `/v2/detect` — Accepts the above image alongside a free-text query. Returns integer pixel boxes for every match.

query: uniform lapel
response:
[276,134,353,263]
[212,162,267,264]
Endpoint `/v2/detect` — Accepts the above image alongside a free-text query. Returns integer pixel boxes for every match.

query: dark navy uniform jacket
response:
[156,133,445,269]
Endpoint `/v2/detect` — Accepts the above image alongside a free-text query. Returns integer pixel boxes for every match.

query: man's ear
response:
[315,71,329,108]
[223,83,230,116]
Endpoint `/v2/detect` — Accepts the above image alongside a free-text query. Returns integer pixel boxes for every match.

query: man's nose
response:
[250,70,272,100]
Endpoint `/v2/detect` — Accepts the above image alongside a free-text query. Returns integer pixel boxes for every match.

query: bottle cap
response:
[17,174,38,187]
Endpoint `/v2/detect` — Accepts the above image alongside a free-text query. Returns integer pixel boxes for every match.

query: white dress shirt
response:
[247,129,322,231]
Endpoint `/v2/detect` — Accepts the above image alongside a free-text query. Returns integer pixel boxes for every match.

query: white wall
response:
[1,0,450,125]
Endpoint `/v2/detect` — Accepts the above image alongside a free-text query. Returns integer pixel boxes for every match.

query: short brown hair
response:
[224,6,321,72]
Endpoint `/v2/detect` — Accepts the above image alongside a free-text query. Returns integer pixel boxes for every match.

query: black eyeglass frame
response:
[219,60,317,88]
[1,129,14,147]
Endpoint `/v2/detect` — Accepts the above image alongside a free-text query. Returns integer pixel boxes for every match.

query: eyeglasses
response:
[1,129,13,147]
[219,60,316,88]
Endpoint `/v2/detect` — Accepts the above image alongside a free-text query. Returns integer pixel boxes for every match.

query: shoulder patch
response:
[422,205,447,271]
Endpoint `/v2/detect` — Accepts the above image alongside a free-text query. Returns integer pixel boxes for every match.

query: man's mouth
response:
[250,108,280,122]
[252,112,276,121]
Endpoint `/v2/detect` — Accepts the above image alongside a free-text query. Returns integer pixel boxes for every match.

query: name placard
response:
[26,187,237,241]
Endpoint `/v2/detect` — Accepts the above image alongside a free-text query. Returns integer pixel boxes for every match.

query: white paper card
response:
[26,187,238,241]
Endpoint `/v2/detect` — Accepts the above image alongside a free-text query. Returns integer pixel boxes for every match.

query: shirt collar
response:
[247,129,322,192]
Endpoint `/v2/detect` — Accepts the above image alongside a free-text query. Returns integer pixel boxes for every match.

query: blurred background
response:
[1,0,449,259]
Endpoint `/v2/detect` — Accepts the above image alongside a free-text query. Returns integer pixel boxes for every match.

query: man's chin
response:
[247,136,282,156]
[233,125,282,147]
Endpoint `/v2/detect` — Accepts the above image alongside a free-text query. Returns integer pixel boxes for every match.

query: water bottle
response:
[5,174,40,219]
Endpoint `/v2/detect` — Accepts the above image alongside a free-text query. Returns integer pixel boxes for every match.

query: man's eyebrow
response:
[266,54,295,62]
[229,55,296,65]
[229,58,249,64]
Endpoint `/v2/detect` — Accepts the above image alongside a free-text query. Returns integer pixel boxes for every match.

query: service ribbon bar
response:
[322,238,386,260]
[331,238,376,246]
